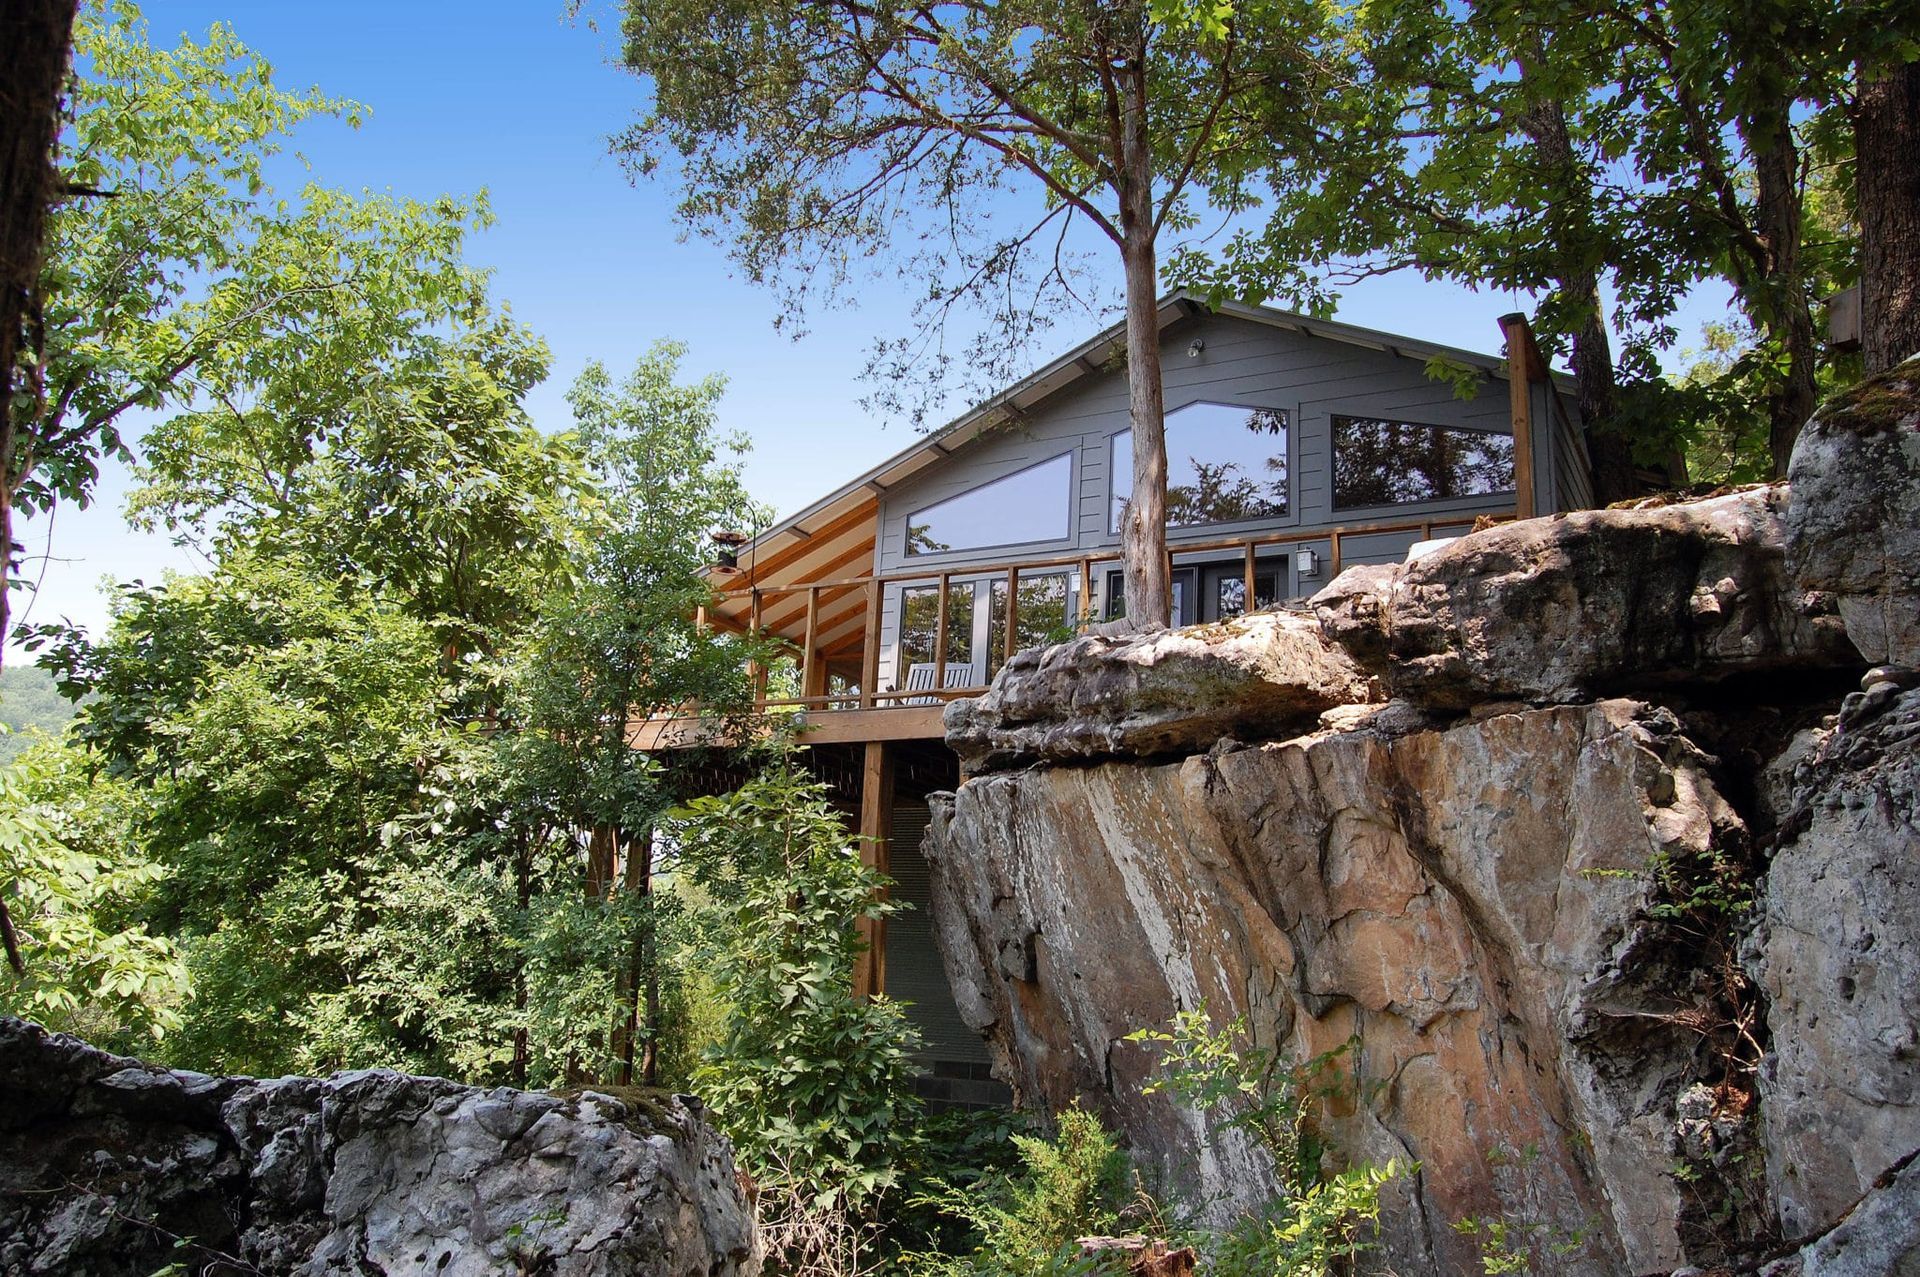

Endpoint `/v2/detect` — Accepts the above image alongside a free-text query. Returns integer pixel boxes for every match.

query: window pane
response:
[987,572,1071,677]
[1331,415,1514,509]
[1217,572,1279,620]
[897,582,975,685]
[1110,403,1289,533]
[907,454,1072,556]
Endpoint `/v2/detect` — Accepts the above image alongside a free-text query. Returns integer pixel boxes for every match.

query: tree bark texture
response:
[1858,59,1920,373]
[1117,53,1171,631]
[1514,48,1636,504]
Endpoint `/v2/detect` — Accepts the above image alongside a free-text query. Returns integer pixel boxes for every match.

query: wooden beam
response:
[796,704,947,745]
[1242,542,1256,617]
[1500,313,1539,520]
[933,572,950,690]
[853,741,893,999]
[801,586,820,699]
[1003,566,1020,666]
[860,580,882,709]
[738,500,875,583]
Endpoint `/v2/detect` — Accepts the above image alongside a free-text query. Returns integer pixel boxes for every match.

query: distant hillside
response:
[0,665,77,760]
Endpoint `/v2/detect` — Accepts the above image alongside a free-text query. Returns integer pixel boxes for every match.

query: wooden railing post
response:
[1242,541,1256,616]
[1078,558,1093,628]
[801,585,819,701]
[747,589,766,710]
[853,741,893,999]
[860,579,881,709]
[1500,312,1538,520]
[1003,566,1020,667]
[933,572,951,690]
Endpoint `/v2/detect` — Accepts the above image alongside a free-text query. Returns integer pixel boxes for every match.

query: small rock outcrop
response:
[944,610,1373,771]
[1786,352,1920,667]
[1313,485,1854,710]
[0,1018,761,1277]
[926,374,1920,1274]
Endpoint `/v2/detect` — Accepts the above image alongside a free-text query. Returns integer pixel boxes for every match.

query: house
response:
[644,292,1591,1105]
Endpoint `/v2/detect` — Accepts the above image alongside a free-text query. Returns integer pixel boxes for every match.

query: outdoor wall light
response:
[710,529,751,573]
[1187,338,1206,358]
[1295,547,1320,579]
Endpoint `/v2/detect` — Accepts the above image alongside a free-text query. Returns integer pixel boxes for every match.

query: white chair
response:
[900,662,979,705]
[901,663,940,705]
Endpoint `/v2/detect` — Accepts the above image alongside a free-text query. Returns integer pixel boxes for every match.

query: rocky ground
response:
[0,1018,761,1277]
[928,357,1920,1273]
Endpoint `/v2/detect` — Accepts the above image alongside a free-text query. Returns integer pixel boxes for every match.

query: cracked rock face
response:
[0,1019,761,1277]
[1752,684,1920,1238]
[928,699,1745,1274]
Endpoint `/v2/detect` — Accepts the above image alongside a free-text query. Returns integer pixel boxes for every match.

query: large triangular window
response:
[905,453,1073,556]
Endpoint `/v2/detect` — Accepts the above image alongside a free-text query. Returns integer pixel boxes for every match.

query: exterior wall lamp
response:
[1295,547,1320,579]
[1187,338,1205,358]
[710,530,750,574]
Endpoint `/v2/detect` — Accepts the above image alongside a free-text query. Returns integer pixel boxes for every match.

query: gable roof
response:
[700,291,1560,655]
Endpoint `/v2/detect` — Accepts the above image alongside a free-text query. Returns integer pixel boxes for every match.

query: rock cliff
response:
[927,357,1920,1273]
[0,1018,761,1277]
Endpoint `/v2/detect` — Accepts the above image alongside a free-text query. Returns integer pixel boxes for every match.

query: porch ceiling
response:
[704,489,879,651]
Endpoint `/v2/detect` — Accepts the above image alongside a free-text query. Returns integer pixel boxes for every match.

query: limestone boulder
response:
[927,700,1753,1274]
[1313,486,1856,710]
[943,609,1375,772]
[1786,352,1920,666]
[1752,683,1920,1238]
[0,1019,761,1277]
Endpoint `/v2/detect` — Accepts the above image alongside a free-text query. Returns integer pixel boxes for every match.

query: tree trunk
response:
[1117,58,1170,630]
[1858,58,1920,373]
[0,0,79,976]
[614,826,657,1087]
[1748,111,1818,476]
[1570,279,1640,503]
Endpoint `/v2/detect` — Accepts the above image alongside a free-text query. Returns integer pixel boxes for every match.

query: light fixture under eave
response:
[1187,338,1205,358]
[709,529,751,574]
[1295,547,1320,579]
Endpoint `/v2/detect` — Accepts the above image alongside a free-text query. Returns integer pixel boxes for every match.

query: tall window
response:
[896,581,976,685]
[1331,415,1514,509]
[986,572,1072,678]
[906,453,1072,556]
[1110,402,1289,533]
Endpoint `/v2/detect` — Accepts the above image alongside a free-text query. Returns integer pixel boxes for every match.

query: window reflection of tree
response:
[897,582,974,682]
[905,522,950,555]
[1332,416,1514,509]
[987,573,1071,676]
[1112,405,1290,532]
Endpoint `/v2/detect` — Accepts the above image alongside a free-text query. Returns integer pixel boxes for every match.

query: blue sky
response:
[17,0,1734,648]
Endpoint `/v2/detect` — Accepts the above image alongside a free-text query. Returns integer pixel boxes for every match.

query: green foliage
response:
[675,757,922,1206]
[1449,1143,1599,1276]
[902,1105,1141,1277]
[1129,1006,1406,1274]
[0,745,182,1046]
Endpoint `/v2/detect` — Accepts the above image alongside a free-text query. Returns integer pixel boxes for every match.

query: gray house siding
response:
[870,310,1583,689]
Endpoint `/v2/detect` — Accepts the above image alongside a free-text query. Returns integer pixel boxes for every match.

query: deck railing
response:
[707,510,1506,715]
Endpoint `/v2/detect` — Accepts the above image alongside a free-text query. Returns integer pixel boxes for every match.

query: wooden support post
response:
[933,572,950,690]
[1003,566,1020,666]
[1500,313,1538,520]
[852,741,893,999]
[747,589,767,708]
[693,604,709,635]
[800,586,819,700]
[1329,529,1343,579]
[860,580,882,709]
[1242,541,1256,617]
[1078,557,1093,628]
